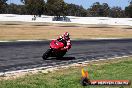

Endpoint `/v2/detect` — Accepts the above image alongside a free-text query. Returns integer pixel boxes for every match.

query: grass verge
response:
[0,57,132,88]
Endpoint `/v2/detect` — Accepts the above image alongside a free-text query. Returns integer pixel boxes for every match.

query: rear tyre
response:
[57,51,66,58]
[42,49,51,60]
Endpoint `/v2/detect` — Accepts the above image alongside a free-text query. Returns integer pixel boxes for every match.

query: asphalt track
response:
[0,39,132,73]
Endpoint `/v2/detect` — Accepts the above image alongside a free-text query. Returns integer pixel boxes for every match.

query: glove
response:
[57,38,63,42]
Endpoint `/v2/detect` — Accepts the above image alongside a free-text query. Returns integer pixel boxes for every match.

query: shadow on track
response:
[44,57,76,61]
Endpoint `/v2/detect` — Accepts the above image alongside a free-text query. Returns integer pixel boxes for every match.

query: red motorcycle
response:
[42,39,68,59]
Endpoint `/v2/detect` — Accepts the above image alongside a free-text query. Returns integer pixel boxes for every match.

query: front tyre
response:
[42,49,51,60]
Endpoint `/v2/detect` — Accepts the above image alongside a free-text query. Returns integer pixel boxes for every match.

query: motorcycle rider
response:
[57,32,71,51]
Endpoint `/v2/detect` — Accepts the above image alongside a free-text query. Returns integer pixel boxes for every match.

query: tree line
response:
[0,0,132,18]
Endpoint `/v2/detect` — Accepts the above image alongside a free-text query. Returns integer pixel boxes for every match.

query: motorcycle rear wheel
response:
[42,49,51,60]
[57,51,66,58]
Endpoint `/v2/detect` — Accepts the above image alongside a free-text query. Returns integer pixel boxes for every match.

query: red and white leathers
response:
[57,34,71,51]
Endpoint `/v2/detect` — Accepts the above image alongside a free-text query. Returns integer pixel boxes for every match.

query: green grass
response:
[0,58,132,88]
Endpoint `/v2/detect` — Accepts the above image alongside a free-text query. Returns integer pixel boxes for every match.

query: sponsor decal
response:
[81,68,131,86]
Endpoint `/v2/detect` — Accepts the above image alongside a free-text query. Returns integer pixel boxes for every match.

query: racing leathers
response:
[57,35,71,51]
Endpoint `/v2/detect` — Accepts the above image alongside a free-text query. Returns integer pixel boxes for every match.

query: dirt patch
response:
[123,27,132,29]
[87,26,113,28]
[58,25,80,27]
[0,22,132,40]
[33,24,50,26]
[3,23,21,25]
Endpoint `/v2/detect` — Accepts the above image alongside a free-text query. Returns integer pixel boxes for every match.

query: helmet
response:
[63,32,70,40]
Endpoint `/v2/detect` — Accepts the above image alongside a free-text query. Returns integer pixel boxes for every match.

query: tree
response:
[125,1,132,17]
[6,3,26,14]
[21,0,45,16]
[46,0,66,17]
[89,2,110,17]
[128,0,132,4]
[109,7,125,18]
[0,0,8,13]
[101,3,110,16]
[7,3,19,14]
[66,3,87,16]
[89,2,101,16]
